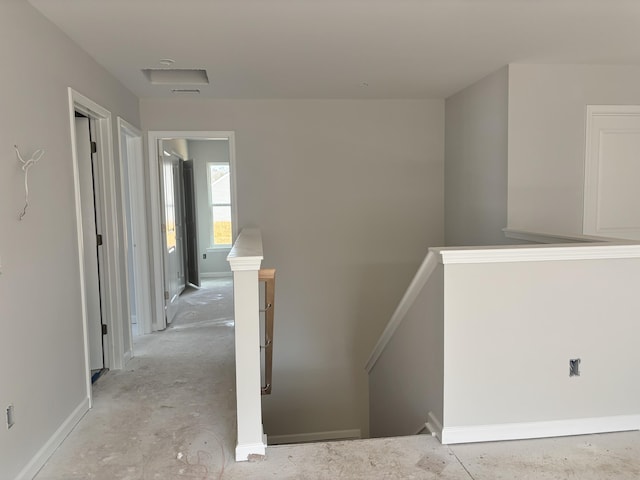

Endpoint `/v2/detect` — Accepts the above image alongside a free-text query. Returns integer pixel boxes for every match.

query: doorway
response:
[117,118,153,346]
[148,132,237,331]
[69,88,129,403]
[74,112,106,381]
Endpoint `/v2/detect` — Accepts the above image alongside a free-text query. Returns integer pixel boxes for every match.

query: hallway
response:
[36,278,237,479]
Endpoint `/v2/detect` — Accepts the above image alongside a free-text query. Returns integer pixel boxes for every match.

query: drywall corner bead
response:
[14,144,44,220]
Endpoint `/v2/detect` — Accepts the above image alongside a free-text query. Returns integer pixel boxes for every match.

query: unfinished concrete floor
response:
[35,278,640,479]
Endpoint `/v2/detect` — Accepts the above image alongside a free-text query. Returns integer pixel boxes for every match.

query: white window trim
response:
[207,161,233,248]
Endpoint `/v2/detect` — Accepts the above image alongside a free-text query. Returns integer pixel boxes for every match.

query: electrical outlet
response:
[569,358,581,377]
[7,404,14,429]
[202,253,207,259]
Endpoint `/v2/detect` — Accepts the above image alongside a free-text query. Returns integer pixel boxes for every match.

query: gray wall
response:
[369,263,444,438]
[508,64,640,235]
[445,66,510,246]
[140,98,445,438]
[186,139,232,277]
[0,1,139,477]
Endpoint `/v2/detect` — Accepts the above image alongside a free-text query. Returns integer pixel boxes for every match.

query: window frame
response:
[206,161,233,249]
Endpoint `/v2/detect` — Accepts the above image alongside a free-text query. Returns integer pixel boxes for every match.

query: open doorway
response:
[147,132,237,330]
[74,111,107,382]
[117,118,152,346]
[68,88,130,402]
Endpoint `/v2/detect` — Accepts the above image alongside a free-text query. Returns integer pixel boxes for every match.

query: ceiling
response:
[28,0,640,99]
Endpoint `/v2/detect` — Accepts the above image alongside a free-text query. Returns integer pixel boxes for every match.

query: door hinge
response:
[96,234,103,246]
[101,324,108,335]
[91,141,97,154]
[164,290,170,300]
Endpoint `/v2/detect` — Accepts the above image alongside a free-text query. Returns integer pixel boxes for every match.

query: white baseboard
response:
[236,434,267,461]
[268,429,362,445]
[441,414,640,445]
[15,397,90,480]
[200,272,232,279]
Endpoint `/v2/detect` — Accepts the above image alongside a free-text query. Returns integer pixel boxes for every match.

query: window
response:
[163,162,176,250]
[207,162,232,247]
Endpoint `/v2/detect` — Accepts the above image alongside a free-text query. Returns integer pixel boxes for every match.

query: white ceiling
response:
[28,0,640,99]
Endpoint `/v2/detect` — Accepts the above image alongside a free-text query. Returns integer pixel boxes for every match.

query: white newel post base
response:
[227,228,267,461]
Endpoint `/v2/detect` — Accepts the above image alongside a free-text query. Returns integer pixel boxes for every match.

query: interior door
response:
[182,159,200,287]
[75,116,104,370]
[159,143,186,324]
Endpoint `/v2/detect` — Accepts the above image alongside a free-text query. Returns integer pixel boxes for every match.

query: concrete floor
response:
[35,278,640,479]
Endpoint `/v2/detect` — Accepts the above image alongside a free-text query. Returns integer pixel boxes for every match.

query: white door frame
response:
[584,104,640,239]
[117,118,153,344]
[147,131,237,332]
[68,88,126,404]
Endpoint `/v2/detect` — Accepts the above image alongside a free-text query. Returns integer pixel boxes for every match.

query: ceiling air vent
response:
[170,89,201,95]
[142,68,209,85]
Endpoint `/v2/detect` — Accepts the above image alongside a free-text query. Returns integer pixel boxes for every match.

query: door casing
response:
[147,131,237,331]
[117,117,153,344]
[68,88,127,404]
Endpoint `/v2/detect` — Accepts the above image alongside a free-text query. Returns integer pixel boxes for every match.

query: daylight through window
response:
[207,163,232,246]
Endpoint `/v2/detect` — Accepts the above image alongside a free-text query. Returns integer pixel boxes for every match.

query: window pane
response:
[209,165,231,204]
[212,205,232,245]
[163,163,176,250]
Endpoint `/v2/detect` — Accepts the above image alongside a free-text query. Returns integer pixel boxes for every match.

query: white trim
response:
[200,272,233,279]
[148,131,237,332]
[148,133,167,331]
[206,161,233,249]
[15,398,90,480]
[268,429,362,445]
[440,415,640,445]
[206,246,233,252]
[583,105,640,239]
[227,228,264,271]
[502,228,612,244]
[69,89,126,398]
[434,243,640,265]
[116,117,134,353]
[425,411,444,441]
[117,117,152,338]
[236,435,268,461]
[365,251,438,373]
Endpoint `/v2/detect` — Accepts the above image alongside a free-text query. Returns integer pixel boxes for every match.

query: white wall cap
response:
[502,227,626,244]
[433,242,640,264]
[227,228,263,271]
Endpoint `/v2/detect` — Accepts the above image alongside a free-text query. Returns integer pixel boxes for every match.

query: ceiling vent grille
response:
[142,69,209,85]
[170,89,201,95]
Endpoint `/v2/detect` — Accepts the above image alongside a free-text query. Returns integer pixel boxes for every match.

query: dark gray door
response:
[182,160,200,287]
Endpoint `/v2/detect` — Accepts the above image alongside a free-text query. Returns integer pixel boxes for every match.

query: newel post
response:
[227,228,267,461]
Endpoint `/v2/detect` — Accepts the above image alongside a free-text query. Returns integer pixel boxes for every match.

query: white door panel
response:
[159,142,185,324]
[584,106,640,240]
[75,117,103,370]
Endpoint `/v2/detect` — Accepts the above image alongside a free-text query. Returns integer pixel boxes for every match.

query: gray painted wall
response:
[445,66,510,246]
[186,139,232,277]
[369,264,444,438]
[508,64,640,235]
[141,98,445,438]
[0,1,139,477]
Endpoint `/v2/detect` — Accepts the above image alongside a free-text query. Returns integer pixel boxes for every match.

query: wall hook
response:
[15,145,44,221]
